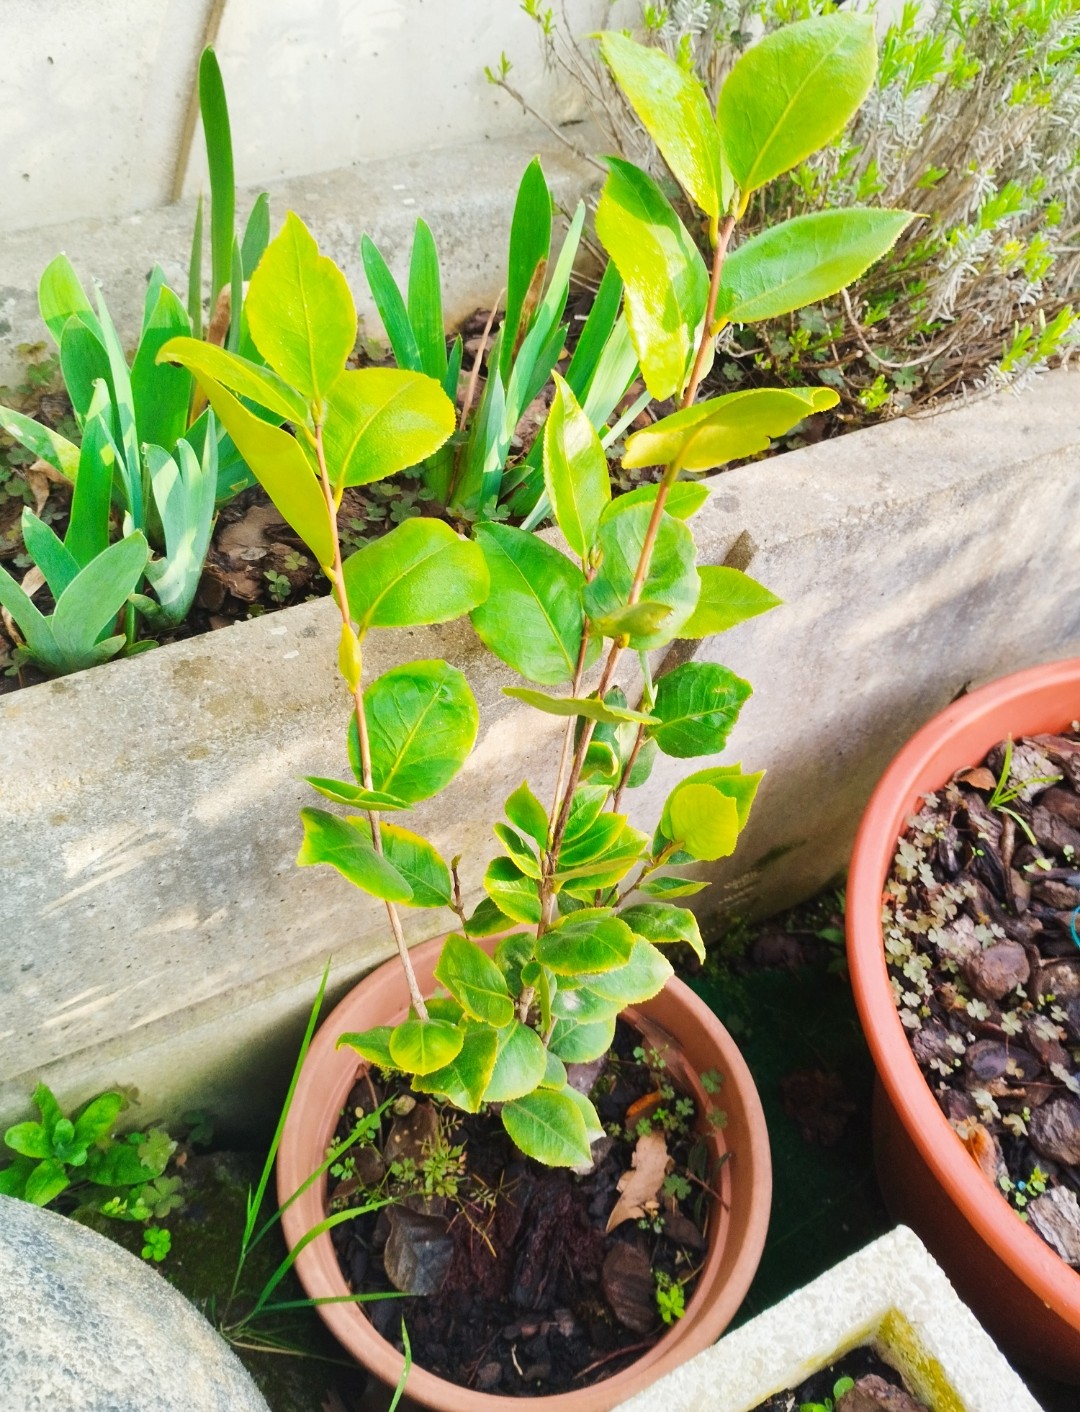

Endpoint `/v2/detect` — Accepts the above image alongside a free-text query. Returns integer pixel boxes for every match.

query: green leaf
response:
[303,777,410,811]
[494,932,536,993]
[501,1089,591,1167]
[188,194,204,338]
[129,284,193,454]
[0,404,79,481]
[540,1049,568,1090]
[92,292,142,525]
[623,387,839,473]
[681,566,781,637]
[601,481,709,524]
[59,316,111,425]
[413,1026,498,1112]
[360,660,478,803]
[388,1018,464,1076]
[72,1092,124,1147]
[39,254,96,345]
[471,523,596,685]
[595,158,708,401]
[241,192,272,278]
[322,368,455,489]
[157,351,333,566]
[504,687,656,726]
[665,783,741,861]
[24,1160,70,1206]
[21,511,78,599]
[246,211,356,401]
[142,436,217,628]
[666,763,763,835]
[0,564,60,671]
[366,821,452,909]
[153,335,309,424]
[360,235,422,372]
[543,373,610,560]
[716,210,916,325]
[407,219,447,381]
[620,904,705,964]
[199,46,236,309]
[599,32,727,217]
[466,897,516,939]
[537,913,635,976]
[717,14,877,194]
[584,503,699,649]
[342,518,488,631]
[573,938,674,1004]
[650,661,751,758]
[83,1142,159,1188]
[493,823,542,881]
[3,1122,50,1160]
[548,1014,616,1064]
[551,980,619,1026]
[484,857,541,925]
[51,533,149,668]
[433,933,515,1027]
[500,158,552,385]
[483,1020,548,1103]
[638,876,708,901]
[296,808,413,902]
[64,381,115,567]
[563,1086,605,1143]
[564,785,611,842]
[337,1026,399,1070]
[589,602,673,642]
[505,781,549,851]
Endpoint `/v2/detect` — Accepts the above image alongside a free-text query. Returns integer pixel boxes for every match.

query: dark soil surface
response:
[882,730,1080,1268]
[327,1020,722,1397]
[749,1344,926,1411]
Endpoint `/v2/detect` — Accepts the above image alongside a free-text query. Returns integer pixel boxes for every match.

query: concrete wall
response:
[1,370,1076,1139]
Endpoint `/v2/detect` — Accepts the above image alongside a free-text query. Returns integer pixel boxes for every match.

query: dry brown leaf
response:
[957,766,997,791]
[955,1118,1005,1186]
[605,1129,672,1233]
[24,457,67,515]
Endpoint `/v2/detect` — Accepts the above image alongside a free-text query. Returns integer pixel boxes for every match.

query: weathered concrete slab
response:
[614,1225,1041,1412]
[0,371,1076,1136]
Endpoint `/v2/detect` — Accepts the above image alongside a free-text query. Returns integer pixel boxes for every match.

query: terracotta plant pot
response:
[846,658,1080,1383]
[277,933,771,1410]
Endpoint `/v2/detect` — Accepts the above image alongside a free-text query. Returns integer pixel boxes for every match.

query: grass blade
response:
[360,235,422,371]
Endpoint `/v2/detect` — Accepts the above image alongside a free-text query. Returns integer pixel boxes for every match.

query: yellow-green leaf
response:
[501,1089,592,1167]
[433,933,514,1027]
[543,373,610,560]
[412,1026,498,1112]
[483,1020,548,1103]
[322,367,455,489]
[388,1017,464,1076]
[342,518,488,631]
[681,566,781,637]
[296,808,413,902]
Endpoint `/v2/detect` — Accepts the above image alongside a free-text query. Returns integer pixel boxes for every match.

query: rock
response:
[1027,1186,1080,1266]
[960,940,1029,1001]
[383,1100,439,1166]
[1062,997,1080,1045]
[961,1040,1010,1093]
[0,1193,268,1411]
[601,1241,655,1335]
[836,1372,929,1412]
[938,1089,978,1124]
[565,1056,607,1096]
[1033,960,1080,1004]
[911,1019,954,1067]
[475,1362,502,1391]
[1033,879,1080,910]
[382,1205,453,1295]
[1024,1019,1070,1073]
[661,1209,707,1252]
[1028,1095,1080,1167]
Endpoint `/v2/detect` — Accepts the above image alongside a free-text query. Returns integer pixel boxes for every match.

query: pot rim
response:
[846,656,1080,1322]
[276,934,771,1410]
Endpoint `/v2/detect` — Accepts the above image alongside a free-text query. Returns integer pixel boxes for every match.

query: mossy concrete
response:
[0,370,1077,1139]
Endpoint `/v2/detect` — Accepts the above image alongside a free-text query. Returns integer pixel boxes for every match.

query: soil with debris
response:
[327,1020,726,1397]
[883,729,1080,1265]
[750,1344,928,1411]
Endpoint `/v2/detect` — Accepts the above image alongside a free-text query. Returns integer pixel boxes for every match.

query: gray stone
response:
[382,1205,453,1296]
[1028,1094,1080,1167]
[960,940,1030,1002]
[1027,1186,1080,1266]
[0,1194,268,1412]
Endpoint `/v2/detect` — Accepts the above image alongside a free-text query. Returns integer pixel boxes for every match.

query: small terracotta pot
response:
[846,658,1080,1382]
[277,933,771,1410]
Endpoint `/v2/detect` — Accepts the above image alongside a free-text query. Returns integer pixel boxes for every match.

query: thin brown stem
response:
[610,726,646,816]
[459,294,503,433]
[314,426,428,1022]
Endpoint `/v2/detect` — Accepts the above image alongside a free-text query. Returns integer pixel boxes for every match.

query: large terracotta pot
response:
[846,658,1080,1382]
[277,933,771,1410]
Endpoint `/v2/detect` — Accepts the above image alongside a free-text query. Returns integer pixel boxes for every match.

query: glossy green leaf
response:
[72,1092,124,1146]
[717,209,916,325]
[58,316,110,426]
[188,194,204,338]
[360,234,422,372]
[366,821,452,909]
[681,566,781,637]
[595,158,708,402]
[154,335,309,424]
[337,1025,398,1070]
[564,785,611,842]
[502,1089,591,1167]
[551,980,619,1026]
[493,823,542,881]
[38,254,95,345]
[494,932,536,993]
[563,1086,604,1143]
[157,352,333,566]
[583,503,699,649]
[360,659,478,803]
[623,387,839,473]
[718,14,877,193]
[241,192,271,278]
[296,807,413,902]
[63,381,114,567]
[483,1020,548,1103]
[548,1014,616,1064]
[246,212,356,401]
[650,661,751,758]
[543,373,610,560]
[505,781,549,851]
[483,857,541,925]
[92,292,141,524]
[573,938,674,1004]
[665,783,741,861]
[24,1160,71,1206]
[303,777,410,811]
[601,481,709,524]
[637,875,708,901]
[389,1017,464,1076]
[466,896,516,939]
[589,601,674,642]
[342,518,488,631]
[537,913,635,976]
[620,904,705,964]
[433,933,514,1027]
[504,687,656,727]
[599,32,727,217]
[198,46,235,309]
[322,367,455,489]
[471,523,596,685]
[413,1026,498,1112]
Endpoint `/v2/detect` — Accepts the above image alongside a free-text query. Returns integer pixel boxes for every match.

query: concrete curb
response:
[614,1225,1042,1412]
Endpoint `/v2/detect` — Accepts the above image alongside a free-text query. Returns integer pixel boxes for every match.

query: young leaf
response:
[650,661,752,758]
[129,284,193,454]
[39,254,97,346]
[360,660,478,803]
[24,1160,71,1207]
[599,32,728,217]
[717,14,877,194]
[483,1020,548,1103]
[153,336,310,425]
[637,876,708,901]
[601,481,709,524]
[72,1092,125,1147]
[501,1089,591,1168]
[342,518,488,631]
[412,1026,499,1112]
[432,933,515,1027]
[471,523,597,685]
[63,381,115,568]
[303,778,410,812]
[505,781,549,851]
[583,503,699,649]
[681,566,781,638]
[321,367,455,489]
[494,932,536,993]
[492,823,542,880]
[483,857,542,925]
[537,914,635,976]
[595,158,709,401]
[543,373,610,560]
[466,896,517,939]
[503,687,657,727]
[664,782,741,861]
[389,1017,464,1076]
[622,386,839,473]
[716,209,916,325]
[620,904,705,964]
[296,808,413,903]
[246,212,356,401]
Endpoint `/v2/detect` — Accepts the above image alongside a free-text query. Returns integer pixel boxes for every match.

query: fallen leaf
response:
[957,766,997,791]
[954,1118,1005,1186]
[605,1129,672,1233]
[25,457,67,516]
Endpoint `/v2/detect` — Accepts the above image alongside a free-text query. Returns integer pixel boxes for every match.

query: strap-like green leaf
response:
[38,254,95,345]
[142,434,217,627]
[199,46,236,311]
[241,192,272,279]
[130,284,193,455]
[342,517,487,631]
[407,219,447,382]
[0,404,80,482]
[51,533,149,665]
[360,235,423,372]
[500,158,553,385]
[21,511,78,600]
[59,314,111,426]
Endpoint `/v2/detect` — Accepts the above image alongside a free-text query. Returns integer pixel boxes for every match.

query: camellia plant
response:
[159,13,913,1166]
